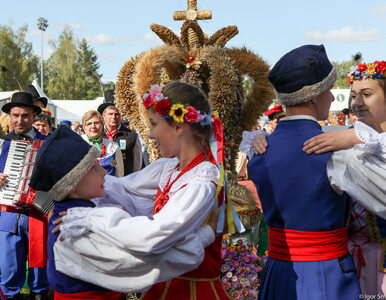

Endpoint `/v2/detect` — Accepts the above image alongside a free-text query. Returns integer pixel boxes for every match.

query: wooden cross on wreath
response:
[173,0,212,49]
[173,0,212,21]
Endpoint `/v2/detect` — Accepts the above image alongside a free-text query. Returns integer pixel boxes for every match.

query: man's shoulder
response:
[117,127,137,137]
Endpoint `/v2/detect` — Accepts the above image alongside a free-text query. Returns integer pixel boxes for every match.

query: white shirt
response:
[54,157,218,292]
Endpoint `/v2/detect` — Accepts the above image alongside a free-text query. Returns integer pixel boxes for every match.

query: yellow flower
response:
[169,104,188,123]
[367,63,376,75]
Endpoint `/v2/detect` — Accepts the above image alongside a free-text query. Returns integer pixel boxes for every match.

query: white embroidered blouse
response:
[54,157,219,292]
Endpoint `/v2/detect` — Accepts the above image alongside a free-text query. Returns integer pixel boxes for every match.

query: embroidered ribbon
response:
[207,114,244,234]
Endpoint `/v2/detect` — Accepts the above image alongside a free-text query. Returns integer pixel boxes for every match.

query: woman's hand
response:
[52,211,67,241]
[303,129,361,154]
[47,208,54,222]
[252,133,268,155]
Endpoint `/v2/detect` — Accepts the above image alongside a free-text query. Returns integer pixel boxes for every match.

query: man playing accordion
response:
[0,92,49,300]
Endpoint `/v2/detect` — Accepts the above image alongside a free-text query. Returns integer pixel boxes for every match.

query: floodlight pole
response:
[37,17,48,92]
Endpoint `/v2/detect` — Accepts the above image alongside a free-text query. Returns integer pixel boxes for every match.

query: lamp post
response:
[0,66,22,90]
[86,70,105,101]
[37,17,48,92]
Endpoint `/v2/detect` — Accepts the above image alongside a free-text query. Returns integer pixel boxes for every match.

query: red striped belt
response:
[268,226,348,261]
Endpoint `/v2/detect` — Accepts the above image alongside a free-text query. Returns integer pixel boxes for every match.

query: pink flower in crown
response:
[149,85,163,100]
[194,110,205,122]
[143,94,153,109]
[184,106,199,123]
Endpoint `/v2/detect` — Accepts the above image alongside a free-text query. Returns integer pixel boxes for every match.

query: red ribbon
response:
[28,210,48,268]
[350,242,366,278]
[211,115,224,165]
[268,226,349,261]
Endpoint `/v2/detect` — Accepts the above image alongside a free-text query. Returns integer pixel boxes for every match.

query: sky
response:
[1,0,386,83]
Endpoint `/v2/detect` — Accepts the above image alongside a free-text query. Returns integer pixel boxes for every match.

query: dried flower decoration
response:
[142,84,212,125]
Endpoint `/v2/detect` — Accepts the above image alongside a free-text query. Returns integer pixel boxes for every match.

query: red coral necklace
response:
[153,151,206,214]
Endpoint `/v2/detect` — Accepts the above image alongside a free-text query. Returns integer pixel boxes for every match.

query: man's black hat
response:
[2,92,42,114]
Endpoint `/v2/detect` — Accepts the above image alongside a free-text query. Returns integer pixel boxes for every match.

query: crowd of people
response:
[0,43,385,300]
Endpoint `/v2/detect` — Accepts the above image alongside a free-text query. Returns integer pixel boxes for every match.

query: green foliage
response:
[73,38,103,99]
[45,26,77,99]
[0,24,40,91]
[332,53,362,89]
[45,27,103,100]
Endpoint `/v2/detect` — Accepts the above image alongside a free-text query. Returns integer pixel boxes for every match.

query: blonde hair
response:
[82,110,103,128]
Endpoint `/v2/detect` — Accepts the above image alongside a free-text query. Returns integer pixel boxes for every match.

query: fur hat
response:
[29,126,100,201]
[2,92,42,114]
[268,44,337,106]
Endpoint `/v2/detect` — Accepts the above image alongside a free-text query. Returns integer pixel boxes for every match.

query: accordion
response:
[0,140,53,214]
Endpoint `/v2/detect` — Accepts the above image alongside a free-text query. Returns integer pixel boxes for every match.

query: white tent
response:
[51,97,104,125]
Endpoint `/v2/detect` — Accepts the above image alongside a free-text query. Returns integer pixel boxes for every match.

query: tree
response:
[0,24,40,91]
[45,28,103,100]
[73,38,103,99]
[332,53,362,89]
[45,26,78,99]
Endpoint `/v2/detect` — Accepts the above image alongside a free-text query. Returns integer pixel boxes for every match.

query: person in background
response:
[264,104,285,133]
[98,103,142,175]
[33,114,53,136]
[120,120,130,130]
[59,120,72,128]
[342,108,358,127]
[0,92,49,299]
[71,121,82,135]
[25,85,48,109]
[82,110,124,177]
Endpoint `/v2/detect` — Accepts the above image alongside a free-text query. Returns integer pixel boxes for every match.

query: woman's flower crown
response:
[346,60,386,84]
[142,84,213,126]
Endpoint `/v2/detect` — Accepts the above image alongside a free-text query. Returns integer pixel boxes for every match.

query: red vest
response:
[142,187,231,300]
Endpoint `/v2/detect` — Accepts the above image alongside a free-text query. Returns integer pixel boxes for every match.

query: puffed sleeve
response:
[60,180,216,254]
[328,121,386,218]
[92,158,172,216]
[53,225,215,293]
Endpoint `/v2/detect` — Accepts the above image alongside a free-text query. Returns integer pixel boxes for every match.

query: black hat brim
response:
[34,97,48,108]
[2,102,42,115]
[97,103,115,115]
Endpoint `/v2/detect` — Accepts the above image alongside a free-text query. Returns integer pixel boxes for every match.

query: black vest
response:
[102,126,138,175]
